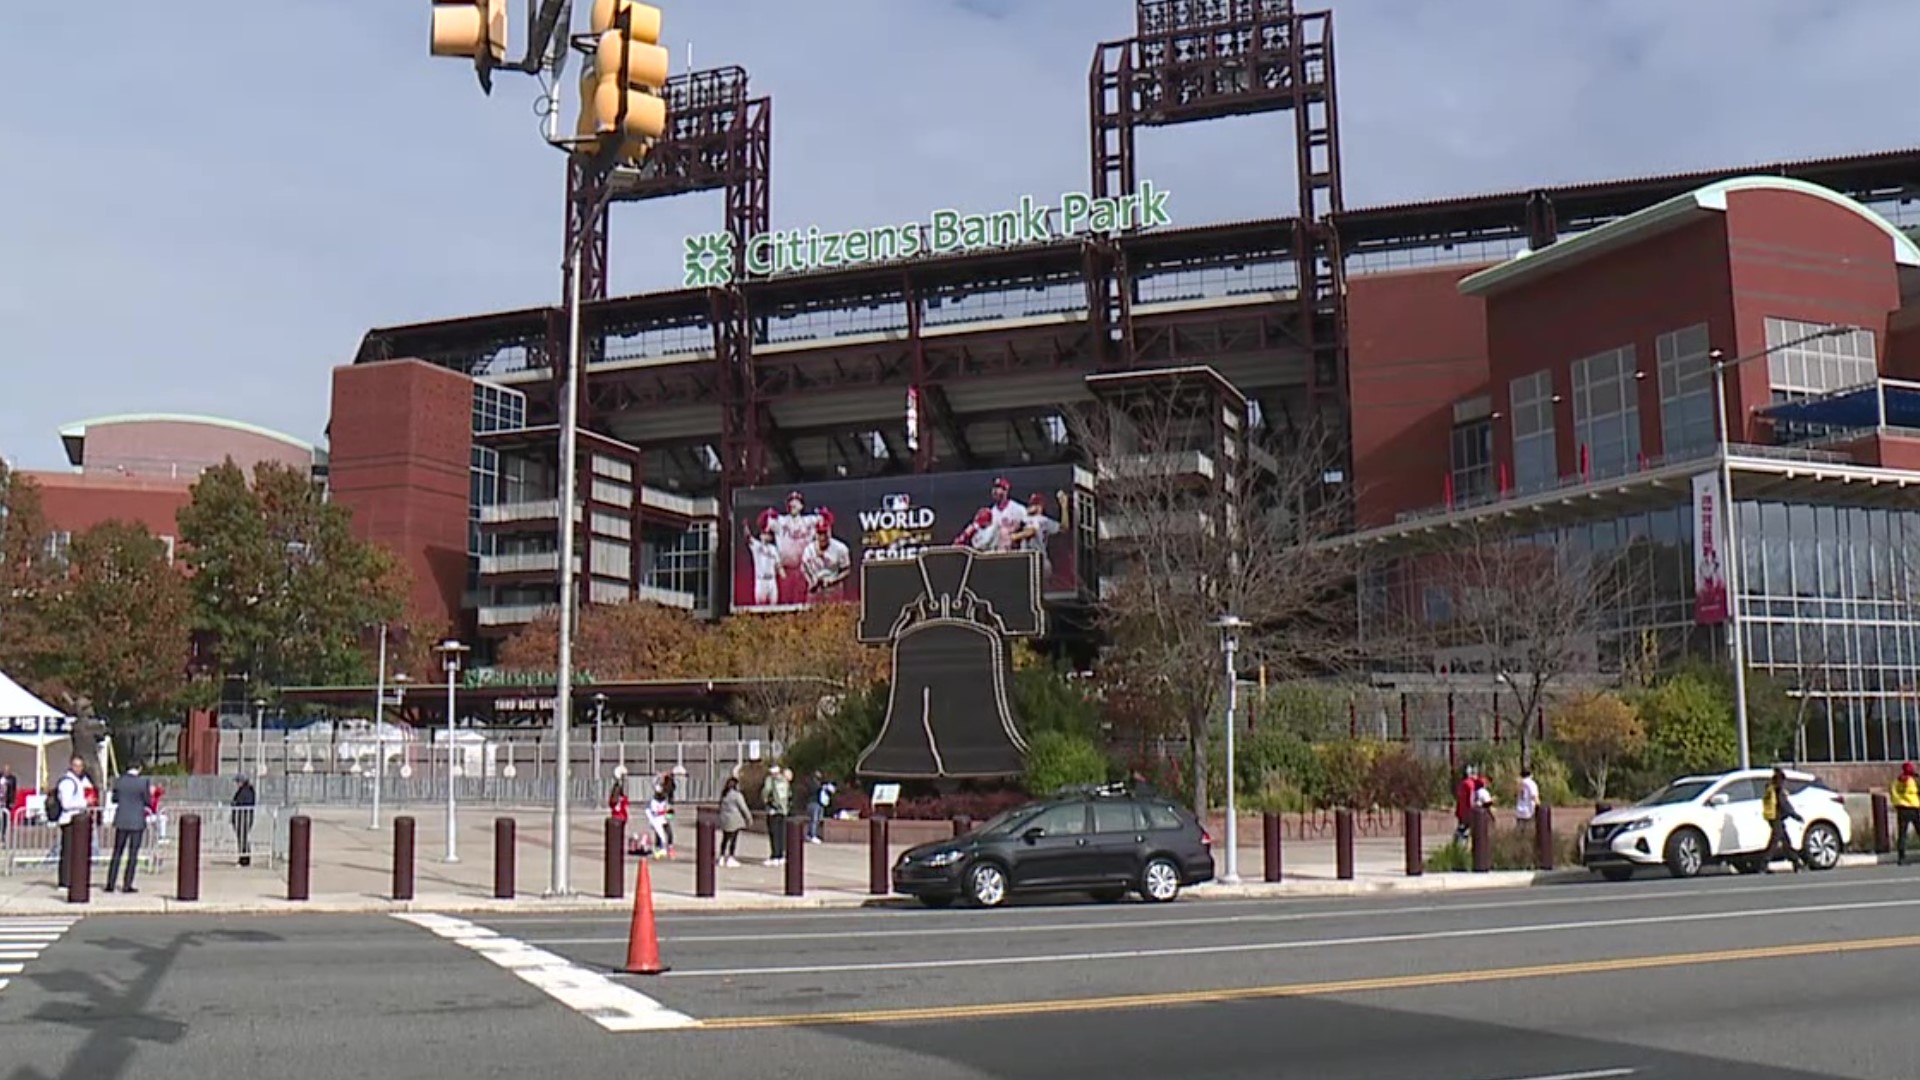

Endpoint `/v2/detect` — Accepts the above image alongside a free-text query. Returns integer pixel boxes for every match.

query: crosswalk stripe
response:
[0,964,21,975]
[394,912,700,1033]
[0,918,79,997]
[0,952,41,961]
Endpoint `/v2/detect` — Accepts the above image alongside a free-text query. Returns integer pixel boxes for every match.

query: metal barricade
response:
[1,804,292,875]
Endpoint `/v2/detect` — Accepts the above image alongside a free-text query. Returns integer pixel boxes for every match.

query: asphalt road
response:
[8,868,1920,1079]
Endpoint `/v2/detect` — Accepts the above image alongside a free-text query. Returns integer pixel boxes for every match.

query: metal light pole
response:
[1212,614,1248,885]
[1708,324,1855,771]
[251,698,268,781]
[371,625,387,829]
[436,639,470,863]
[591,692,608,782]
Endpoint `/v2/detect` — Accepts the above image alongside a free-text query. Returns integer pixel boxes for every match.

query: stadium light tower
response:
[425,0,669,896]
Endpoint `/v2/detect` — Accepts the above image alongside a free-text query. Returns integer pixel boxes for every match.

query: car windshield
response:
[1636,780,1715,807]
[974,805,1044,838]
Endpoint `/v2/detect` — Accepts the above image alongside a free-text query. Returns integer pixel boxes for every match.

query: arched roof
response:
[57,414,316,468]
[1460,175,1920,297]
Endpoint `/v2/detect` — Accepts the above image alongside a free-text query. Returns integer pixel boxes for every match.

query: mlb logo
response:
[882,493,911,512]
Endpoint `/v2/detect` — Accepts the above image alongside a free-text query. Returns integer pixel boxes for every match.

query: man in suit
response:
[0,763,17,840]
[105,762,153,893]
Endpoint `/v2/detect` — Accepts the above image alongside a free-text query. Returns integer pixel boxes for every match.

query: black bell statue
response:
[855,546,1045,779]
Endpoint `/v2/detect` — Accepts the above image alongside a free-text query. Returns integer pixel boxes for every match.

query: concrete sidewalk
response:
[0,803,1792,917]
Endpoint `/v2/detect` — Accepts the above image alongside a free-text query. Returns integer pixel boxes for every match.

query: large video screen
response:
[731,466,1085,613]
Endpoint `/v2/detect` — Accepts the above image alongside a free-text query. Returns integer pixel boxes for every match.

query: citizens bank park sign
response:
[682,182,1173,287]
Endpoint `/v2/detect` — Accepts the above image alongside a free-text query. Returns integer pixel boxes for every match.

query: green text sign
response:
[682,182,1172,287]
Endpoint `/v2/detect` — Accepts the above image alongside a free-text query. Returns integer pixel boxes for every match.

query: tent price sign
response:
[683,182,1174,285]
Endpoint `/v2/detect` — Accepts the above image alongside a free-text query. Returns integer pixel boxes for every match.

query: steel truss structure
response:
[353,2,1920,515]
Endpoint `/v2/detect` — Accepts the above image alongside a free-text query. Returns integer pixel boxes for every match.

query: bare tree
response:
[1071,372,1360,820]
[1394,517,1643,770]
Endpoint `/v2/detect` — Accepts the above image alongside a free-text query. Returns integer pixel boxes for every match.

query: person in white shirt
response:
[745,512,781,607]
[801,521,853,602]
[1011,490,1065,579]
[772,492,822,604]
[1515,768,1540,829]
[53,756,95,891]
[983,477,1028,548]
[955,508,999,553]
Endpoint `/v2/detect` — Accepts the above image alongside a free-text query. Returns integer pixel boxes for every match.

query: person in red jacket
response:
[1454,766,1481,843]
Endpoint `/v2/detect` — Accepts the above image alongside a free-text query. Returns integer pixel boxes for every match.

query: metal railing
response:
[0,803,294,875]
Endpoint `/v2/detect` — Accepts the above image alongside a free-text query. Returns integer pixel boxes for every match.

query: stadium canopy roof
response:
[1759,380,1920,430]
[1458,176,1920,298]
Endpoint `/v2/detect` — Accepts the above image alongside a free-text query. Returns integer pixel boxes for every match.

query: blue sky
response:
[2,0,1913,469]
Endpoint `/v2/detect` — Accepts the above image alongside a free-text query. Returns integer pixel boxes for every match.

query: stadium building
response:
[326,1,1920,763]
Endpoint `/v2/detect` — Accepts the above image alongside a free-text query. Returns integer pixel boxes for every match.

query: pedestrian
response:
[1514,767,1540,831]
[1761,767,1805,873]
[1453,765,1479,843]
[0,763,17,841]
[1894,762,1920,865]
[718,776,750,868]
[807,771,835,844]
[232,776,258,867]
[52,755,94,890]
[646,775,675,860]
[104,761,153,893]
[762,765,792,866]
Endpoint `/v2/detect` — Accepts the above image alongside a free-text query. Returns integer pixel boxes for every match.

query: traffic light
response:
[430,0,509,90]
[586,0,669,161]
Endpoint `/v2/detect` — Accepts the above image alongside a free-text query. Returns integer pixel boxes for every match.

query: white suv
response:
[1583,768,1852,880]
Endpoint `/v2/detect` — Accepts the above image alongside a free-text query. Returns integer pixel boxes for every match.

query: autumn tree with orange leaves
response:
[499,602,885,743]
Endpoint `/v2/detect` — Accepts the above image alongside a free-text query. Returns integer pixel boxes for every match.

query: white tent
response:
[0,670,73,794]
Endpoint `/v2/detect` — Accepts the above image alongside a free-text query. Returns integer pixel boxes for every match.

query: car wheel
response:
[1139,857,1182,903]
[1802,822,1843,871]
[966,862,1009,907]
[1732,856,1769,875]
[1664,828,1707,879]
[1090,888,1127,903]
[1598,866,1634,882]
[918,895,955,909]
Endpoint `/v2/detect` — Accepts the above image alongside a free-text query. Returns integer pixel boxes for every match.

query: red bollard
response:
[952,815,973,839]
[605,816,625,900]
[64,811,92,905]
[493,817,516,900]
[177,813,202,901]
[287,815,312,901]
[869,815,891,896]
[393,816,416,901]
[1335,808,1355,881]
[1534,805,1555,870]
[1471,808,1493,873]
[1404,808,1423,877]
[1872,792,1891,855]
[1261,812,1283,882]
[695,808,717,899]
[784,818,806,897]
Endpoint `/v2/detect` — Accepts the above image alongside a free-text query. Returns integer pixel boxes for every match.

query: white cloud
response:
[1,0,1913,467]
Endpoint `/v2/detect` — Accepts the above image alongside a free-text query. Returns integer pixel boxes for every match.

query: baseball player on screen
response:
[745,509,781,607]
[801,511,853,602]
[773,491,822,604]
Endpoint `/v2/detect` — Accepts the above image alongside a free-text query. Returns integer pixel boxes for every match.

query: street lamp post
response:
[591,692,608,782]
[1709,323,1856,770]
[435,639,470,863]
[251,698,268,782]
[371,624,387,830]
[1212,614,1249,886]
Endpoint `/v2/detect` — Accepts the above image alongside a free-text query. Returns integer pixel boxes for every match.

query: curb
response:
[1,858,1884,917]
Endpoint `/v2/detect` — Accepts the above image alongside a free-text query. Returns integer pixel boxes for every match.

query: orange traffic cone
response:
[622,855,670,975]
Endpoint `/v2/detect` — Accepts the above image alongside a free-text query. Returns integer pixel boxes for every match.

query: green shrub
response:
[1314,739,1377,809]
[1013,664,1102,740]
[784,682,887,783]
[1423,826,1581,872]
[1369,748,1447,810]
[1633,671,1738,779]
[1023,729,1110,796]
[1462,741,1576,807]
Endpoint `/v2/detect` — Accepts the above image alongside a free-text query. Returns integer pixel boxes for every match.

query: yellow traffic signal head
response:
[592,79,668,141]
[429,0,508,64]
[594,32,669,89]
[590,0,663,42]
